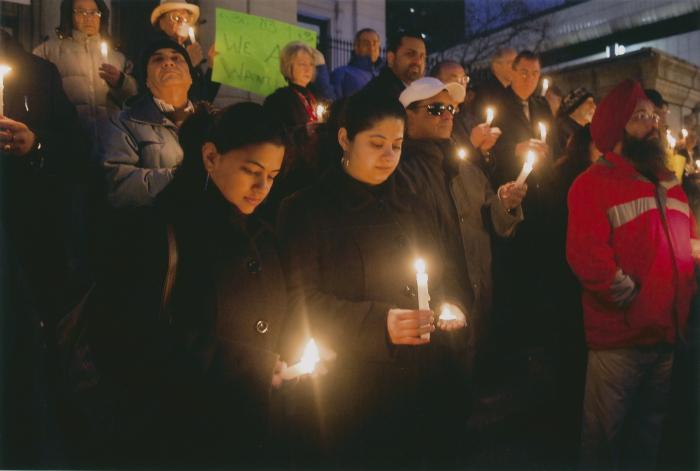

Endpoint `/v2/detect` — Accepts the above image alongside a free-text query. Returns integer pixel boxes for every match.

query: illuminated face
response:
[387,37,426,84]
[339,117,404,185]
[355,30,381,63]
[571,97,596,124]
[625,99,660,140]
[406,90,458,140]
[511,58,541,100]
[146,48,192,99]
[157,8,194,40]
[203,142,284,214]
[72,0,101,36]
[290,51,314,88]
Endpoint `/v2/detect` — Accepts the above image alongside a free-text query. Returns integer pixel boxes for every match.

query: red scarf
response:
[291,87,318,123]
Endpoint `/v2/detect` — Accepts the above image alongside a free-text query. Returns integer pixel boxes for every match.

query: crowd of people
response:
[1,0,699,469]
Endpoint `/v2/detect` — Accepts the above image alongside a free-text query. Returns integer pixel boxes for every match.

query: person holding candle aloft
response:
[278,90,470,467]
[0,30,90,467]
[33,0,137,150]
[84,102,294,466]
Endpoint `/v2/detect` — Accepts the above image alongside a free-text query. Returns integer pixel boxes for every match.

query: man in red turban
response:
[567,79,699,469]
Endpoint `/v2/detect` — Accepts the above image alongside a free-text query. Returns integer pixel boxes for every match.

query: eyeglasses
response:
[168,12,192,23]
[415,103,458,117]
[73,8,102,18]
[455,75,469,86]
[630,111,660,123]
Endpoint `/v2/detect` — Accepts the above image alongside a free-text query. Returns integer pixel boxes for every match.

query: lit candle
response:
[538,121,547,142]
[0,65,11,117]
[486,107,494,126]
[457,148,467,160]
[315,104,326,121]
[439,304,458,321]
[414,258,430,340]
[188,26,196,44]
[541,78,549,96]
[515,150,536,186]
[682,128,689,139]
[695,159,700,169]
[666,129,676,150]
[100,41,108,62]
[281,338,321,380]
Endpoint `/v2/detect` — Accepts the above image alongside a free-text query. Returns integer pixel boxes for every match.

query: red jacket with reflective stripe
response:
[567,152,698,349]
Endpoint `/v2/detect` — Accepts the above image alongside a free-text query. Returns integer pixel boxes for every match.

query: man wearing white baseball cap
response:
[398,77,526,386]
[150,0,219,102]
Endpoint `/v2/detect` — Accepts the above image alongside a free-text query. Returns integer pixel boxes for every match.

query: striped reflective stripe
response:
[608,197,657,228]
[607,196,690,228]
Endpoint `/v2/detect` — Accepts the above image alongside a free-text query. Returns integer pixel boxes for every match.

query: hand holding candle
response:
[515,150,537,186]
[281,339,321,380]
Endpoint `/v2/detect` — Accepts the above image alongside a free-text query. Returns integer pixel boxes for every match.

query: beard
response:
[621,130,667,183]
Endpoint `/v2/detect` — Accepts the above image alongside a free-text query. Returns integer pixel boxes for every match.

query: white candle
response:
[100,41,108,62]
[515,150,536,186]
[315,104,326,121]
[0,65,11,117]
[280,338,320,380]
[538,121,547,142]
[414,258,430,340]
[439,304,458,321]
[486,107,494,126]
[695,159,700,169]
[541,78,549,96]
[666,129,676,150]
[188,26,196,44]
[457,148,467,160]
[682,128,689,139]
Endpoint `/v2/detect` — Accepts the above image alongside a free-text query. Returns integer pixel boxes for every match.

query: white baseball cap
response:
[399,77,466,108]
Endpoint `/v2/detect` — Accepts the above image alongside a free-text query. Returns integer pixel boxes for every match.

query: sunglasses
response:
[419,103,458,117]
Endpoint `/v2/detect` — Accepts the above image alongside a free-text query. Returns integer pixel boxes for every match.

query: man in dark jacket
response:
[553,87,595,159]
[0,31,89,467]
[362,30,425,100]
[331,28,384,99]
[488,50,553,356]
[398,77,526,378]
[469,47,516,120]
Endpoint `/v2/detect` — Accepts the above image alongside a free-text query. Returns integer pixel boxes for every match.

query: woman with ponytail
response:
[86,102,291,467]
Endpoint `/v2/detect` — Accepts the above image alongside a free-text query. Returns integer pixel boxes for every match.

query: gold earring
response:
[341,154,350,167]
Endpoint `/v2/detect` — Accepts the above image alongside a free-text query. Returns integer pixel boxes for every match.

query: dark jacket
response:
[277,163,468,465]
[361,66,406,100]
[330,54,383,99]
[469,71,507,121]
[399,138,523,347]
[87,184,288,466]
[263,83,317,132]
[0,37,89,468]
[553,114,583,160]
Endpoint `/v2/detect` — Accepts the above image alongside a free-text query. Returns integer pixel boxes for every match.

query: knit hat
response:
[559,87,593,117]
[139,37,194,89]
[590,79,647,153]
[150,0,200,26]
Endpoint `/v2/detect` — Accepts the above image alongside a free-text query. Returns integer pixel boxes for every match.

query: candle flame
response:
[100,41,108,58]
[542,78,549,90]
[538,122,547,141]
[682,128,689,139]
[695,160,700,169]
[316,104,326,118]
[439,304,458,321]
[414,258,426,274]
[299,339,320,374]
[0,65,12,77]
[486,107,494,125]
[188,27,196,44]
[666,129,676,149]
[457,148,467,160]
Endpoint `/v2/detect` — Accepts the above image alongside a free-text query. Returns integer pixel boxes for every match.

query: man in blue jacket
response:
[331,28,383,99]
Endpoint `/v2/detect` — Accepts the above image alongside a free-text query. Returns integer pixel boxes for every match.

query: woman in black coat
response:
[85,103,291,467]
[278,91,470,468]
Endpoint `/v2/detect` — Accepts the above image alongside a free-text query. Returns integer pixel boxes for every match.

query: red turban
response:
[590,79,648,153]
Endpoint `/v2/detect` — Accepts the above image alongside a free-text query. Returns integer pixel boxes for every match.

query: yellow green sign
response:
[212,8,317,97]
